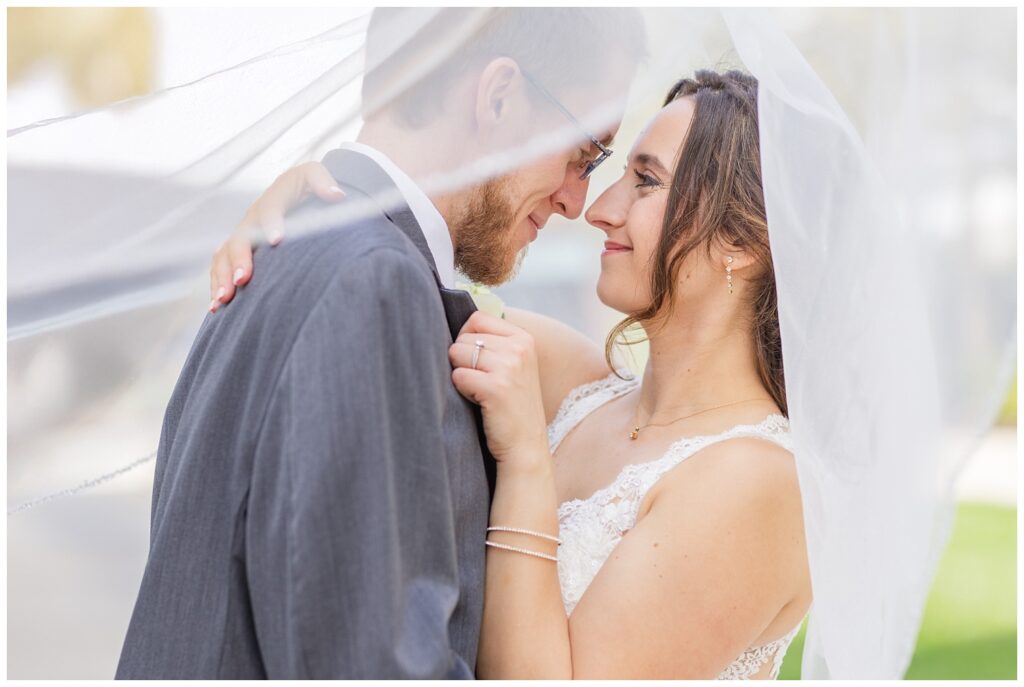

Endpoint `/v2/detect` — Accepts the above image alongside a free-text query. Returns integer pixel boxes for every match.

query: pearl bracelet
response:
[485,540,559,562]
[486,525,562,545]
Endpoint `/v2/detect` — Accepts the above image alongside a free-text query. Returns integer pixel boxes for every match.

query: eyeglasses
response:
[520,70,613,180]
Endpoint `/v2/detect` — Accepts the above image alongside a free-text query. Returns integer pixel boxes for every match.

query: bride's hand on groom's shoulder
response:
[450,311,550,467]
[209,161,344,312]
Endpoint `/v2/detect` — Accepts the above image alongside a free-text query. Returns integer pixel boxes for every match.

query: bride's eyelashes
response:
[632,168,664,190]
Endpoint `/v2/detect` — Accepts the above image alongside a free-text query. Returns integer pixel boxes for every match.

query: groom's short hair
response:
[361,8,647,126]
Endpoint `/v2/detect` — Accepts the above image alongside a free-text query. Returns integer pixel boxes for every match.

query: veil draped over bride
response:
[7,8,1015,679]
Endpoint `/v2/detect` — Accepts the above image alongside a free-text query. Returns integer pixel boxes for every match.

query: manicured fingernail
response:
[233,268,245,285]
[209,299,219,313]
[268,231,283,246]
[216,286,226,301]
[328,185,344,195]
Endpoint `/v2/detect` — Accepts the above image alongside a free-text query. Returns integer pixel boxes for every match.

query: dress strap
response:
[601,415,793,529]
[547,370,638,452]
[654,414,793,477]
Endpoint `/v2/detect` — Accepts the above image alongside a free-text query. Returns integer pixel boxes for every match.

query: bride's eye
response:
[633,169,663,190]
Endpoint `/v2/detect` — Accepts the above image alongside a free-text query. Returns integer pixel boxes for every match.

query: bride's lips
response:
[602,240,633,257]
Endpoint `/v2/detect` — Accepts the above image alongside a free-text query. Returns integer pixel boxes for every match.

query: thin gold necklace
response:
[629,397,773,440]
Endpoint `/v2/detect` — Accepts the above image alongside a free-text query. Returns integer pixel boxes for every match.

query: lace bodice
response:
[547,372,801,680]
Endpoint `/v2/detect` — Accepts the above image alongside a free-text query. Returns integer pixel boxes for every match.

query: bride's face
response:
[586,97,696,314]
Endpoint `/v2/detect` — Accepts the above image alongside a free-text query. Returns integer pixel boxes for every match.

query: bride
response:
[207,69,811,679]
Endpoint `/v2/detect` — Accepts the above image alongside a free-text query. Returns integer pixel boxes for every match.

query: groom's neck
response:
[355,118,467,229]
[355,119,432,184]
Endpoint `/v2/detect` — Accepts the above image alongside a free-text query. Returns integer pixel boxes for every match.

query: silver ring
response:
[471,339,485,369]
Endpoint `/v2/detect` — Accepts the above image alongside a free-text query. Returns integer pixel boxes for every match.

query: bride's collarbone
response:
[553,403,652,505]
[552,399,696,504]
[552,395,783,506]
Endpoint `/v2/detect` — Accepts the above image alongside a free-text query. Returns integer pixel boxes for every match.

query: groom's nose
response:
[549,166,589,220]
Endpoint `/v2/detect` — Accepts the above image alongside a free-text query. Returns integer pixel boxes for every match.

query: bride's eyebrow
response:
[632,152,669,176]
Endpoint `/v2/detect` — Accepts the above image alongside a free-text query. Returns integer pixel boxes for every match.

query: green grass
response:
[778,502,1017,679]
[999,376,1017,426]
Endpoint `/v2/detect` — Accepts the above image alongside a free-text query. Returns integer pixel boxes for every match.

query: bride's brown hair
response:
[606,69,786,416]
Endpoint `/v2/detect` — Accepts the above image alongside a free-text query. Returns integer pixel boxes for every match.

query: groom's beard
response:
[452,177,526,286]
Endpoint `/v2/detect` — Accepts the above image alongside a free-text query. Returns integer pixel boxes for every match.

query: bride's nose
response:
[584,184,627,234]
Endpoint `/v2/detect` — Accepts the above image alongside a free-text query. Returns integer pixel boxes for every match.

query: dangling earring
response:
[726,256,734,294]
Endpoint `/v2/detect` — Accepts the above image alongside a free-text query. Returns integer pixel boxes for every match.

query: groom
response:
[116,8,643,679]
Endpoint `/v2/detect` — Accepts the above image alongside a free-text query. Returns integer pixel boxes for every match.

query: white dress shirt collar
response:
[336,141,455,289]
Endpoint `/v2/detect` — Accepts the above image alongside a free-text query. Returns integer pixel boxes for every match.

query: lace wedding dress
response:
[547,372,803,680]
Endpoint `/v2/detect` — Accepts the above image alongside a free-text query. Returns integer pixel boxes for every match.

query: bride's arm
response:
[208,161,345,311]
[480,438,808,679]
[209,161,612,422]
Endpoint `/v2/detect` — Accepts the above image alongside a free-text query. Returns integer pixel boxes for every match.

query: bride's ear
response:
[724,252,757,274]
[716,244,757,295]
[721,249,756,272]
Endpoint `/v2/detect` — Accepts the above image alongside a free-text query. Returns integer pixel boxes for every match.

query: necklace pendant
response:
[629,427,640,440]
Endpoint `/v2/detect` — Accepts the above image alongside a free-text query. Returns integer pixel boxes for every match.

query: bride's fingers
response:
[210,247,234,311]
[454,331,505,349]
[209,271,220,313]
[300,161,346,203]
[459,309,522,338]
[226,233,255,292]
[255,203,287,247]
[255,172,304,244]
[451,332,509,364]
[448,340,498,372]
[450,366,490,405]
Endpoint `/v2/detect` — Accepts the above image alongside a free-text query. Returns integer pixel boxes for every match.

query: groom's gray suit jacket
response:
[116,149,495,679]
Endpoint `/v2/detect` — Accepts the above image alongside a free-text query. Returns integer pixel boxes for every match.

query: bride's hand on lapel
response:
[209,161,343,312]
[450,311,550,468]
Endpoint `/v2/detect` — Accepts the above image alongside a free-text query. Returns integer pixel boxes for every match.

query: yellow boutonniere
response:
[455,281,506,319]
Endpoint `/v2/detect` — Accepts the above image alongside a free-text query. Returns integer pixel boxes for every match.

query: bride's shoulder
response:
[631,441,805,603]
[653,430,800,523]
[697,435,796,483]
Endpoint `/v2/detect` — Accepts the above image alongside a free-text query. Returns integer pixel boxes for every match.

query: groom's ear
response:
[474,57,524,134]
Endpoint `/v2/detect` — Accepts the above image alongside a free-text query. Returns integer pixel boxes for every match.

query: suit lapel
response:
[321,147,498,500]
[321,148,439,277]
[437,287,477,343]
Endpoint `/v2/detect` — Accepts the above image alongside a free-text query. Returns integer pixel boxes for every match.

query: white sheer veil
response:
[724,9,1015,677]
[7,8,1015,679]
